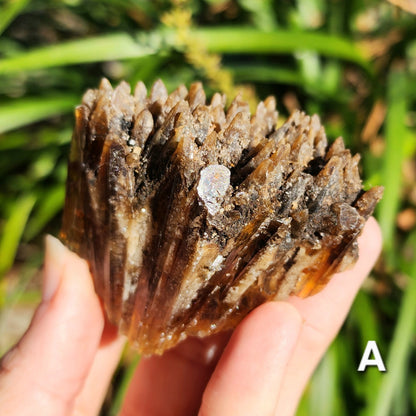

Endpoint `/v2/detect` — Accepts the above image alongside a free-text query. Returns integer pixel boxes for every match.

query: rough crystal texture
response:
[61,79,383,355]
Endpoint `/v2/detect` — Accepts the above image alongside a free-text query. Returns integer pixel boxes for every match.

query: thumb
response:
[0,236,104,416]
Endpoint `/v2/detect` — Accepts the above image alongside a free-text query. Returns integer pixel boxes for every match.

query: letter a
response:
[357,340,386,372]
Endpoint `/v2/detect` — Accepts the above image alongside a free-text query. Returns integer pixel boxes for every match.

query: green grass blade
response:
[308,343,342,416]
[0,193,36,277]
[0,95,78,134]
[369,253,416,416]
[194,27,371,70]
[231,63,348,100]
[0,0,31,36]
[237,0,277,30]
[0,127,72,150]
[24,185,65,241]
[376,69,408,256]
[232,64,302,85]
[0,31,163,74]
[350,292,383,413]
[0,27,370,75]
[109,354,140,416]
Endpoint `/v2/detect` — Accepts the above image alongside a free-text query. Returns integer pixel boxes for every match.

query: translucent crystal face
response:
[61,79,383,355]
[197,165,231,215]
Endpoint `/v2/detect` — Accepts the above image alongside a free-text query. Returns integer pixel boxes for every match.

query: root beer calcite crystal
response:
[61,79,383,355]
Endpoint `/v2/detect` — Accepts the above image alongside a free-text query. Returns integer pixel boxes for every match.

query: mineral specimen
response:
[61,79,383,355]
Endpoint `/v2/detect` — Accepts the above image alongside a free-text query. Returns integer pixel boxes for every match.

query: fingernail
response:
[43,235,68,302]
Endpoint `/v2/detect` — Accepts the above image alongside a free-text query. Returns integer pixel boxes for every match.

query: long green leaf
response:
[376,69,408,257]
[237,0,277,30]
[309,345,338,416]
[232,64,301,85]
[369,243,416,416]
[0,27,370,75]
[349,293,383,414]
[231,63,349,100]
[195,27,370,70]
[0,0,31,36]
[109,355,140,416]
[0,95,78,134]
[24,185,65,241]
[0,193,36,277]
[0,31,163,74]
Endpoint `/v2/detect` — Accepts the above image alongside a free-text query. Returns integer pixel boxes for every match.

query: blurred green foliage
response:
[0,0,415,415]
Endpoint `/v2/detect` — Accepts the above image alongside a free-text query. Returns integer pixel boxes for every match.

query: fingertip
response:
[43,235,69,301]
[229,301,302,360]
[243,301,302,333]
[44,235,98,312]
[45,234,67,257]
[58,247,97,302]
[200,302,301,416]
[217,301,302,382]
[359,217,382,263]
[0,240,105,415]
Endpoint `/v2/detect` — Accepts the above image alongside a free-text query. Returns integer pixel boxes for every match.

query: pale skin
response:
[0,217,382,416]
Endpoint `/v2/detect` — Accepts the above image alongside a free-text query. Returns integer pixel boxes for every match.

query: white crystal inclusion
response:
[197,164,230,215]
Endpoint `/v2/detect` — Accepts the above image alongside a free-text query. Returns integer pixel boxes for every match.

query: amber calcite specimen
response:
[61,79,383,355]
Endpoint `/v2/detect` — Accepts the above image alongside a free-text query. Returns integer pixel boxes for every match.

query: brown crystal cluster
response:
[61,79,383,355]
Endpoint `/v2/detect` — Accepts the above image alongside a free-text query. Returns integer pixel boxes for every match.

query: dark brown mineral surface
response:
[61,79,383,355]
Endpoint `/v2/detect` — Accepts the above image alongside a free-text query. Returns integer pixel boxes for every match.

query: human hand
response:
[0,218,382,416]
